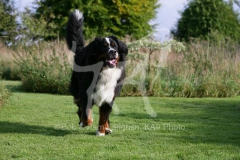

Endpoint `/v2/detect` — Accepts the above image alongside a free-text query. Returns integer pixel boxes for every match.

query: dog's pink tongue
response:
[109,59,116,65]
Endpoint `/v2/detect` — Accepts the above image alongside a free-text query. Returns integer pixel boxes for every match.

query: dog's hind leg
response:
[96,103,113,136]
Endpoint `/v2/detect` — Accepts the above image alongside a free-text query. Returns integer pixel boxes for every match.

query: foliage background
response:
[172,0,240,42]
[0,82,10,107]
[23,0,160,40]
[0,0,240,97]
[0,0,17,42]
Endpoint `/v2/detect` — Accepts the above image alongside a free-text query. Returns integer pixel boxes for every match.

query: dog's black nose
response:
[108,50,116,54]
[108,49,117,59]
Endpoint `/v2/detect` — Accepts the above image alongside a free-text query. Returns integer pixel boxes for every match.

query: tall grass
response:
[0,82,11,107]
[1,38,239,97]
[166,40,240,97]
[0,42,20,80]
[14,41,73,94]
[125,39,240,97]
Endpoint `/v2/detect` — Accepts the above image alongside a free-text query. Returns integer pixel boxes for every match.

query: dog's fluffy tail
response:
[66,9,84,53]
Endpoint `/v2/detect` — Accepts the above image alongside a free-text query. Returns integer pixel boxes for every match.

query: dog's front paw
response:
[96,128,113,136]
[79,122,85,127]
[105,128,113,135]
[96,130,105,136]
[79,119,93,128]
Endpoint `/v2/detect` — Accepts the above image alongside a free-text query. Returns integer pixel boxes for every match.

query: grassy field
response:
[0,81,240,159]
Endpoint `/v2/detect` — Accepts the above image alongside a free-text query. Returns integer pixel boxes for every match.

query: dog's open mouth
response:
[106,59,117,68]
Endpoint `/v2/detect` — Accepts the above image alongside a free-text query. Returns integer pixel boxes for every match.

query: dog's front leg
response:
[97,103,113,136]
[78,106,93,127]
[75,97,93,127]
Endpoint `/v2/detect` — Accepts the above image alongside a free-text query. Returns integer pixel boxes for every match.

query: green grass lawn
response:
[0,81,240,159]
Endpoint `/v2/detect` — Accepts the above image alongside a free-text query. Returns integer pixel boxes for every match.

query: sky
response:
[151,0,188,41]
[14,0,189,41]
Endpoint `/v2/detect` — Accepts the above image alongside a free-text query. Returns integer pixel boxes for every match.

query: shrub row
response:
[0,83,11,107]
[2,38,240,97]
[14,41,72,94]
[0,60,21,80]
[121,39,240,97]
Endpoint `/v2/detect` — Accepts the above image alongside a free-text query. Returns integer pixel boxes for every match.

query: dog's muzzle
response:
[107,49,118,68]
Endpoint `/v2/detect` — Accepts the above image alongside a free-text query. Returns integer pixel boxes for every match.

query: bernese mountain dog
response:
[66,10,128,136]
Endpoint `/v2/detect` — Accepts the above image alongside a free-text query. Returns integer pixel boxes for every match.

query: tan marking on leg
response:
[98,109,106,134]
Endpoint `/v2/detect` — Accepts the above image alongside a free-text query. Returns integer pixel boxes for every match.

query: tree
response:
[28,0,160,40]
[0,0,17,40]
[232,0,240,8]
[21,8,59,41]
[172,0,240,42]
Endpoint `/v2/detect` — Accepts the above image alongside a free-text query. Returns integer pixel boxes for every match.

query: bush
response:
[14,41,73,94]
[121,37,240,97]
[12,37,240,97]
[167,39,240,97]
[121,38,185,96]
[0,42,21,80]
[0,60,21,80]
[0,83,11,107]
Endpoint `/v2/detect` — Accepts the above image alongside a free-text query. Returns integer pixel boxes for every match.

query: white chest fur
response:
[92,67,122,106]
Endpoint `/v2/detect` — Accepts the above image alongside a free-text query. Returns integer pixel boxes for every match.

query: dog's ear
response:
[109,36,128,56]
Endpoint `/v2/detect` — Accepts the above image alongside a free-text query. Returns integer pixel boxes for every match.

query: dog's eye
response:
[111,43,115,47]
[104,43,108,47]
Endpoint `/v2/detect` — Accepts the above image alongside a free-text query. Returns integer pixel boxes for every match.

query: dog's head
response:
[86,36,128,68]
